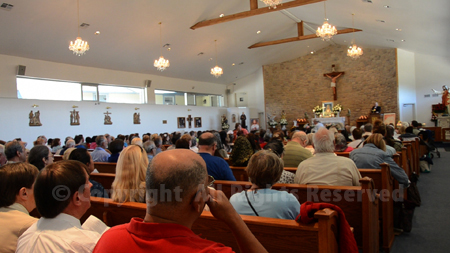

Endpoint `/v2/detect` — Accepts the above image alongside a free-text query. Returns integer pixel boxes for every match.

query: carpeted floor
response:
[390,147,450,253]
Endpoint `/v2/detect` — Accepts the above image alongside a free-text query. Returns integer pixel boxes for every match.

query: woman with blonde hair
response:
[112,145,148,203]
[350,133,409,187]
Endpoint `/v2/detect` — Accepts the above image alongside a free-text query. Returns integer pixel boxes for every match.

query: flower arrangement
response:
[432,103,446,113]
[279,118,288,125]
[222,122,229,130]
[268,120,278,127]
[312,105,322,116]
[333,104,343,113]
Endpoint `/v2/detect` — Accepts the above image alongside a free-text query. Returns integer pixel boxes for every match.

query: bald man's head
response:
[146,149,207,207]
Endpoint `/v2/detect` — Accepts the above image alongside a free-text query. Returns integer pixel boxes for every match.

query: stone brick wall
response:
[263,45,398,128]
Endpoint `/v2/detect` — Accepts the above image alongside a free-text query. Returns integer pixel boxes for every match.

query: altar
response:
[315,117,346,129]
[437,116,450,128]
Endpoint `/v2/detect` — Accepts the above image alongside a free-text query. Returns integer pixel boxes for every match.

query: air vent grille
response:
[0,3,13,10]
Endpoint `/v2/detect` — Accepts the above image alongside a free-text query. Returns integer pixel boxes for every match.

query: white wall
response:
[0,97,226,145]
[397,49,417,122]
[0,54,227,103]
[0,54,228,144]
[227,67,265,125]
[414,53,450,127]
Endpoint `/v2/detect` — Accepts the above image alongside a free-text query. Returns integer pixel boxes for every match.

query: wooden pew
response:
[54,155,63,161]
[334,151,350,158]
[213,178,379,253]
[90,173,115,190]
[94,162,116,174]
[84,197,342,253]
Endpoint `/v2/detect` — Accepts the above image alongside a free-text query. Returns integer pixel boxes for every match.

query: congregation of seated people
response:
[0,118,426,252]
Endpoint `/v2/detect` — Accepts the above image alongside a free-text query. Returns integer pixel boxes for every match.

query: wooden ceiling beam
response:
[190,0,325,30]
[248,28,362,49]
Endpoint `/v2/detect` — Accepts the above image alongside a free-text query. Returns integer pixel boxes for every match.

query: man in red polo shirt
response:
[93,149,267,253]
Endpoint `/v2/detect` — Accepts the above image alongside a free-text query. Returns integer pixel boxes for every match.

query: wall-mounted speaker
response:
[145,80,152,88]
[17,65,26,75]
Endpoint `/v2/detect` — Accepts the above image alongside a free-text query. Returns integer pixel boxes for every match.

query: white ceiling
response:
[0,0,449,86]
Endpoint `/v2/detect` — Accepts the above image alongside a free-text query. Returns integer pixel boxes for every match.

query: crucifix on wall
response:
[323,64,345,100]
[187,115,193,128]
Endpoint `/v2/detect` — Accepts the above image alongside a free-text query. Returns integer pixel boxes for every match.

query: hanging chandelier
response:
[210,40,223,78]
[69,0,89,56]
[347,14,363,59]
[260,0,282,9]
[154,22,170,71]
[316,1,337,41]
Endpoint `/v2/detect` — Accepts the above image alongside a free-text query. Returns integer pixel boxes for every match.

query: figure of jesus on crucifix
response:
[323,64,345,100]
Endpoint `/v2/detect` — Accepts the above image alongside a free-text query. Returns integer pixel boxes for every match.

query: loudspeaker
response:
[17,65,26,75]
[145,80,152,88]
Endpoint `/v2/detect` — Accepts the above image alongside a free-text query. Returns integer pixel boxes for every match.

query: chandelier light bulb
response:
[260,0,282,9]
[316,20,337,41]
[69,0,89,56]
[211,66,223,78]
[211,40,223,78]
[154,22,170,71]
[347,14,363,59]
[69,37,89,56]
[347,44,363,59]
[154,56,170,71]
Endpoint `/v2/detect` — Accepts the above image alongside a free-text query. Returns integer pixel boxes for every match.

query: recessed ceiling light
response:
[401,39,406,42]
[307,45,310,47]
[209,58,213,61]
[219,14,224,18]
[257,31,261,34]
[310,51,315,54]
[167,48,171,51]
[384,5,390,8]
[232,63,235,66]
[94,31,100,35]
[396,28,402,31]
[376,19,385,23]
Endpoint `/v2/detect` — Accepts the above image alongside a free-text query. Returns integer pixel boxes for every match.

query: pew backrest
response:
[84,197,342,253]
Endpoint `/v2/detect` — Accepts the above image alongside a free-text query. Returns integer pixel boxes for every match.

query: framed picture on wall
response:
[322,101,333,117]
[383,113,396,126]
[177,117,186,128]
[250,118,260,131]
[194,117,202,128]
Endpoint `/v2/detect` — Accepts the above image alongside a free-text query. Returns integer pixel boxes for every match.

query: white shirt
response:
[16,213,104,253]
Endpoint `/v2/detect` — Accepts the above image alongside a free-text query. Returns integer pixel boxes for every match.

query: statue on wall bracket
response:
[133,112,141,124]
[104,111,113,125]
[29,110,42,126]
[70,109,80,125]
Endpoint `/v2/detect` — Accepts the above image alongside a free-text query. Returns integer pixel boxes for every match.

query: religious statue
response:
[323,64,345,100]
[432,85,450,113]
[232,114,236,123]
[240,112,247,129]
[104,111,112,125]
[29,110,42,126]
[133,112,140,124]
[70,109,80,125]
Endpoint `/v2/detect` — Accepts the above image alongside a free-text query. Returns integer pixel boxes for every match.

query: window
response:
[17,77,81,101]
[155,89,224,107]
[17,76,146,104]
